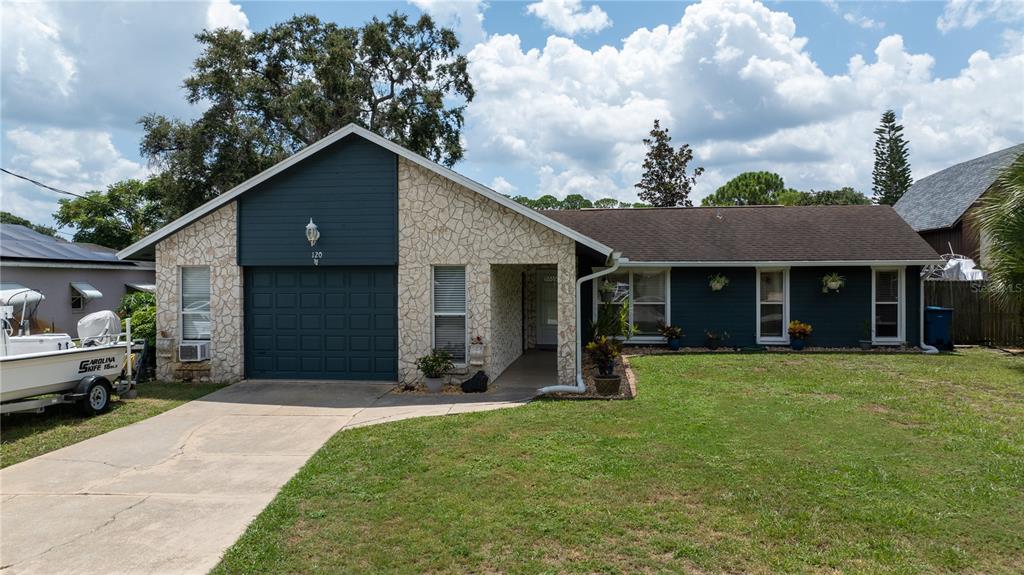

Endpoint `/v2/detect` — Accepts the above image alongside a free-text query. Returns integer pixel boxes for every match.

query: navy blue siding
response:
[237,135,397,267]
[670,268,757,347]
[789,267,872,347]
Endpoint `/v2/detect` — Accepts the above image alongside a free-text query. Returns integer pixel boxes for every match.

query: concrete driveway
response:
[0,374,537,575]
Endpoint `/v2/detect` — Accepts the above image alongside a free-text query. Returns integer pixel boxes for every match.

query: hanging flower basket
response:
[708,274,729,292]
[821,272,845,293]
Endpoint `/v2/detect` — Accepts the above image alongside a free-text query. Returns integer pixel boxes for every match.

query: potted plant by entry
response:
[859,320,873,350]
[787,320,813,350]
[821,272,845,293]
[704,329,729,350]
[658,322,684,351]
[585,336,622,395]
[415,349,454,393]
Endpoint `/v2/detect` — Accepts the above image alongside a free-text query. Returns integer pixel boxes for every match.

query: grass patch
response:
[215,349,1024,574]
[1,382,225,468]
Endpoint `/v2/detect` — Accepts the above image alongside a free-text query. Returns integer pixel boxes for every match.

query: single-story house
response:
[894,143,1023,264]
[118,124,940,387]
[1,224,155,333]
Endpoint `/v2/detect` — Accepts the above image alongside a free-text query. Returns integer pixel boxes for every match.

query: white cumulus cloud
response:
[464,0,1024,203]
[937,0,1024,33]
[489,176,518,195]
[409,0,488,47]
[206,0,250,35]
[1,128,150,228]
[526,0,611,36]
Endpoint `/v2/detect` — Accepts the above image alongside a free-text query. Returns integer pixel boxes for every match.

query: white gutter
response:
[919,277,939,354]
[538,252,627,395]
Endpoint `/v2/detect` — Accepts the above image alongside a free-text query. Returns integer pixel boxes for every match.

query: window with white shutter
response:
[433,266,466,363]
[181,267,211,341]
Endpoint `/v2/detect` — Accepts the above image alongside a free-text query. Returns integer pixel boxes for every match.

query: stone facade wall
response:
[397,158,578,386]
[490,265,524,378]
[155,203,243,383]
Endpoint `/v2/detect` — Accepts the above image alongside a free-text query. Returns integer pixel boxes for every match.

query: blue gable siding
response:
[789,267,872,346]
[237,135,397,267]
[671,268,757,347]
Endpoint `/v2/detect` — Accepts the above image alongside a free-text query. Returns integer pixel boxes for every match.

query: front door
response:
[536,270,558,348]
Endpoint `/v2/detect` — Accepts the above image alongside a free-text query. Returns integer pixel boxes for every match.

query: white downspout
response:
[538,252,627,395]
[919,277,939,354]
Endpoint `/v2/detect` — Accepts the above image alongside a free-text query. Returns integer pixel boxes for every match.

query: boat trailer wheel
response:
[78,378,112,415]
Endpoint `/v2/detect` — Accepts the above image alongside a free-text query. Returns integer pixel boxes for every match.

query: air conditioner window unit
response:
[179,341,211,362]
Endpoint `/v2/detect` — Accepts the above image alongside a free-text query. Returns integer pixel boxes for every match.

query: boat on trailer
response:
[0,287,137,415]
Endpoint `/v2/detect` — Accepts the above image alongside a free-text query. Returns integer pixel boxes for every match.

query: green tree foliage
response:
[872,109,913,205]
[635,120,703,207]
[799,187,871,205]
[593,198,620,209]
[118,291,157,348]
[776,189,805,206]
[0,211,57,237]
[141,13,474,218]
[531,195,563,209]
[560,194,594,210]
[972,155,1024,322]
[53,179,164,250]
[701,171,788,206]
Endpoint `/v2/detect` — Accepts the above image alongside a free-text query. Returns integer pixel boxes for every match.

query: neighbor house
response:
[894,143,1023,264]
[118,124,939,386]
[1,224,155,333]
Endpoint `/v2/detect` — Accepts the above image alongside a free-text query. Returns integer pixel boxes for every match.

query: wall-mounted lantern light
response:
[305,218,320,247]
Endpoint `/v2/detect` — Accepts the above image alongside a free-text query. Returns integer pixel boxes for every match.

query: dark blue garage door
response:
[244,267,397,380]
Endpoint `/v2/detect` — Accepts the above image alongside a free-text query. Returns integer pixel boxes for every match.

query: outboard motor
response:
[78,310,121,347]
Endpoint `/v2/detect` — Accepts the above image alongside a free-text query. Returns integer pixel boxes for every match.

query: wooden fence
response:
[925,280,1023,346]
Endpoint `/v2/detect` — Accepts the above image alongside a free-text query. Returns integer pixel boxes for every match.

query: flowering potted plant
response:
[708,273,729,292]
[787,320,813,350]
[704,329,729,350]
[821,272,845,293]
[415,349,454,393]
[658,322,684,351]
[585,336,622,395]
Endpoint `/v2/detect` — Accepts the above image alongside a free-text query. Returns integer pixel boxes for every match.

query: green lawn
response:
[1,382,225,468]
[215,349,1024,574]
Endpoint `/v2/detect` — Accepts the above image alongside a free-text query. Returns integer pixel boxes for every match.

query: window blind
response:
[181,267,211,341]
[433,266,466,362]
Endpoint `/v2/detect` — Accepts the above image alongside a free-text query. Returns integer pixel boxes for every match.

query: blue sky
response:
[2,1,1022,235]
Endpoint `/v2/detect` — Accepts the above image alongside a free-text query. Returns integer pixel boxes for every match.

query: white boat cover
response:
[940,257,986,281]
[78,310,121,345]
[0,286,45,306]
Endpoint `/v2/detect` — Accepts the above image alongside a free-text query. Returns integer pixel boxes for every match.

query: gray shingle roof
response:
[0,224,135,265]
[894,144,1024,232]
[543,205,939,263]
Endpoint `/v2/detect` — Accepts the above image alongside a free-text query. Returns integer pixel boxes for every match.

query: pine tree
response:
[872,110,913,205]
[635,120,704,207]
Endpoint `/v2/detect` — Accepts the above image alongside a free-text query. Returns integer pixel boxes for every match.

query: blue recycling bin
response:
[924,306,954,351]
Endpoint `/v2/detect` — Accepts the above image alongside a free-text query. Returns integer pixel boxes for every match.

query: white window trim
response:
[591,268,671,344]
[756,267,790,345]
[180,265,211,343]
[871,266,905,345]
[431,265,469,367]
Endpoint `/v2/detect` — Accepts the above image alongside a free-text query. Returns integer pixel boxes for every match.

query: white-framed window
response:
[756,268,789,344]
[593,268,670,341]
[433,265,467,364]
[181,266,211,341]
[872,267,904,344]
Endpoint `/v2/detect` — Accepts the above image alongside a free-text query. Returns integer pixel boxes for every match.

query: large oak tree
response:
[141,13,474,218]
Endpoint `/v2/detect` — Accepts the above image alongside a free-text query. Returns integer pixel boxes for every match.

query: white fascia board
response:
[118,124,613,260]
[618,259,942,268]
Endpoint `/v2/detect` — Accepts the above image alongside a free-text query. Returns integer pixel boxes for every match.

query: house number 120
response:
[311,251,323,266]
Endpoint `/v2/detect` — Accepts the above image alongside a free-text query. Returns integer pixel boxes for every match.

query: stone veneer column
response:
[155,203,243,383]
[397,158,577,386]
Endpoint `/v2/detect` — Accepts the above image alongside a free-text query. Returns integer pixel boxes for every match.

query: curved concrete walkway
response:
[0,369,539,575]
